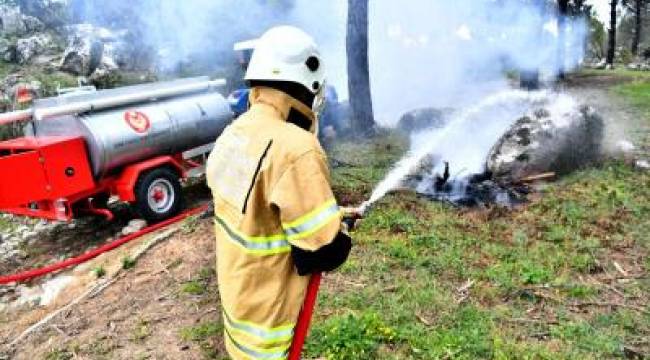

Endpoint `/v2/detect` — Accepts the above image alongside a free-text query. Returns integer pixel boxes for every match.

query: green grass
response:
[180,267,215,296]
[181,280,207,295]
[308,119,650,359]
[44,348,74,360]
[121,256,137,270]
[180,321,225,360]
[581,67,650,80]
[92,266,106,278]
[613,81,650,118]
[180,321,223,342]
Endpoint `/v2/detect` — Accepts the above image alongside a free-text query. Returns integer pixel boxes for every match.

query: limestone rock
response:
[487,104,604,181]
[60,24,132,76]
[15,33,55,64]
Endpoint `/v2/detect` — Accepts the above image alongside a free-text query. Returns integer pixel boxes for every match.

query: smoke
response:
[70,0,347,89]
[358,0,590,209]
[69,1,586,117]
[368,0,588,126]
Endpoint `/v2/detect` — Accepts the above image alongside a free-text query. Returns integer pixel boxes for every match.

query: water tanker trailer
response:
[0,77,233,222]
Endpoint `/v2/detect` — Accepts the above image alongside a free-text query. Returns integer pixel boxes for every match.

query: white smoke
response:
[71,0,348,90]
[368,0,588,126]
[71,0,586,119]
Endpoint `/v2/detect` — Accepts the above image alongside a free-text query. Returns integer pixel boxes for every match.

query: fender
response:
[112,155,185,202]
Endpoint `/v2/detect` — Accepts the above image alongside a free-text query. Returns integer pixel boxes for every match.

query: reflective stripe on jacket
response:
[206,87,342,360]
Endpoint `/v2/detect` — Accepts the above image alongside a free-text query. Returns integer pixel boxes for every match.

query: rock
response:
[487,101,604,182]
[60,30,103,75]
[21,231,38,241]
[128,219,147,232]
[121,220,147,236]
[636,159,650,170]
[15,33,55,64]
[594,59,607,70]
[22,15,45,33]
[60,24,133,76]
[397,107,451,134]
[121,226,136,236]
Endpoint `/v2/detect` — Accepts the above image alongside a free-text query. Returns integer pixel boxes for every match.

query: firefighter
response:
[206,26,353,360]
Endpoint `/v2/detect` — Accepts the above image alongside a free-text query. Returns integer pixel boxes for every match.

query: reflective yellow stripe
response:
[283,199,337,228]
[226,327,290,359]
[223,311,294,344]
[215,216,291,255]
[282,199,341,241]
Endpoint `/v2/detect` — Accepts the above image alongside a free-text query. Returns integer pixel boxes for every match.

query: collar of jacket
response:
[248,87,317,133]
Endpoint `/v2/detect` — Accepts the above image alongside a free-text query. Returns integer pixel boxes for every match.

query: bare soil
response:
[1,217,225,360]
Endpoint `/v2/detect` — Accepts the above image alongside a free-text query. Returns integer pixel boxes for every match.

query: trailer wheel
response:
[134,167,183,222]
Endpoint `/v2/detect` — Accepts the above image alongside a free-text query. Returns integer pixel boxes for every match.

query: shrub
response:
[305,312,397,360]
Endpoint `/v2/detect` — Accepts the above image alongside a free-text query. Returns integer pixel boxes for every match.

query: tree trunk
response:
[631,0,642,55]
[557,0,569,80]
[606,0,619,65]
[346,0,376,136]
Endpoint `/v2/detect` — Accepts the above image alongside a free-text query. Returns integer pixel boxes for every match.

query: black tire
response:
[133,167,184,223]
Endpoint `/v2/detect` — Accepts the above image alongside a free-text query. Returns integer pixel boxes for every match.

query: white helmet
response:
[245,26,326,100]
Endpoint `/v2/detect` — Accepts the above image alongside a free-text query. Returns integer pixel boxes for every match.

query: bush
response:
[305,312,397,360]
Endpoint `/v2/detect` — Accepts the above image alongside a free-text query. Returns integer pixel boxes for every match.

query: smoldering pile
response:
[400,94,605,208]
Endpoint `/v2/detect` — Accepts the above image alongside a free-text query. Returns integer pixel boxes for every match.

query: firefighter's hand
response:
[341,206,363,232]
[341,206,363,219]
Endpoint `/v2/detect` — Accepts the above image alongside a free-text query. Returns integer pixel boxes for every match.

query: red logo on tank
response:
[124,110,150,134]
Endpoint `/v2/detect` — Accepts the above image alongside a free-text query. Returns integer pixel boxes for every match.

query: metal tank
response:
[32,77,233,178]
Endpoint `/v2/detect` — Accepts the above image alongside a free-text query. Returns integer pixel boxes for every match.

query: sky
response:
[586,0,614,25]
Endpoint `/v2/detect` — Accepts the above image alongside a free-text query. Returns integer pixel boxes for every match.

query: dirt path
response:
[1,217,224,360]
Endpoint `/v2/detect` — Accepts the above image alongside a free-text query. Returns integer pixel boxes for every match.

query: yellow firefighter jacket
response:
[206,87,342,360]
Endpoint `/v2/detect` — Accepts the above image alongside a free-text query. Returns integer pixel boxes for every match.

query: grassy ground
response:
[2,69,647,359]
[304,74,649,359]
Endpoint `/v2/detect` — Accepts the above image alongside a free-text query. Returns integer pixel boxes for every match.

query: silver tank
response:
[33,79,233,178]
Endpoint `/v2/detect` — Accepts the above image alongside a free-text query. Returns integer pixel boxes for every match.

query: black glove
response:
[291,231,352,276]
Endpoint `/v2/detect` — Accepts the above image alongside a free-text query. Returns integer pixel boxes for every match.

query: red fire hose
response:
[288,272,323,360]
[0,204,209,285]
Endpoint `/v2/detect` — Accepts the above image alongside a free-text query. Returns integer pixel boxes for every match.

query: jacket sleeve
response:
[270,150,345,250]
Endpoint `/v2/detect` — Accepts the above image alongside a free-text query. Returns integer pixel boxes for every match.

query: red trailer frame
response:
[0,135,200,222]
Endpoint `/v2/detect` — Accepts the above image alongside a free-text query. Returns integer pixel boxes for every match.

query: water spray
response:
[355,89,559,213]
